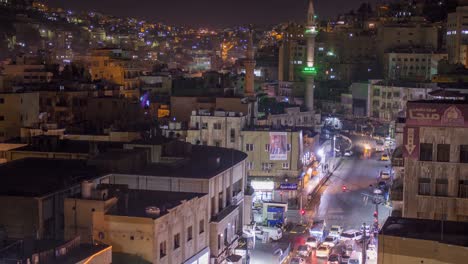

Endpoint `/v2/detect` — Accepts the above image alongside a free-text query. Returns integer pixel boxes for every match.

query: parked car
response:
[290,257,306,264]
[322,236,339,248]
[344,150,353,157]
[255,226,283,241]
[316,245,331,258]
[297,245,312,257]
[327,253,342,264]
[366,244,377,260]
[341,252,351,264]
[329,225,343,237]
[340,230,362,242]
[306,236,320,248]
[378,181,387,190]
[380,170,391,180]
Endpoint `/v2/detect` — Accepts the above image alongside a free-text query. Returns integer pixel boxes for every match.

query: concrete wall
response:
[0,196,39,239]
[378,235,468,264]
[0,92,40,141]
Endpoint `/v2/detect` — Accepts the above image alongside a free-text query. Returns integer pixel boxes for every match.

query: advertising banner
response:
[269,132,288,160]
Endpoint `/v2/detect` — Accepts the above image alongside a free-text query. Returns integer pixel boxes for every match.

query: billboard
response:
[269,132,288,160]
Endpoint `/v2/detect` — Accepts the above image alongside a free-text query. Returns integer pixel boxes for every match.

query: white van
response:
[255,226,283,241]
[348,251,362,264]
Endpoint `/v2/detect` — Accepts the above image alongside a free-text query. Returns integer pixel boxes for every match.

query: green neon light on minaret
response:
[302,66,317,75]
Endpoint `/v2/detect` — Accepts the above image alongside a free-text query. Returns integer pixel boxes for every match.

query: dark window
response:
[435,179,448,196]
[174,233,180,249]
[0,116,4,121]
[213,123,221,130]
[459,180,468,198]
[437,144,450,162]
[202,123,208,129]
[460,145,468,163]
[418,178,431,195]
[187,226,193,241]
[230,128,235,143]
[420,143,433,161]
[224,228,228,245]
[0,98,4,104]
[199,219,205,234]
[265,144,270,152]
[159,241,167,258]
[218,234,222,250]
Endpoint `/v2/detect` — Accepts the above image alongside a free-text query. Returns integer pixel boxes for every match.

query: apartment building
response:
[186,109,248,149]
[402,101,468,221]
[447,6,468,66]
[384,50,447,81]
[368,80,436,122]
[0,92,40,141]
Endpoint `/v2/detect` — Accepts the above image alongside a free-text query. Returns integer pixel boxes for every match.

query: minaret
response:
[304,0,317,111]
[244,29,256,96]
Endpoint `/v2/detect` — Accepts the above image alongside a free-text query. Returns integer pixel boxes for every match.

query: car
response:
[290,257,306,264]
[366,244,377,260]
[380,170,391,180]
[322,235,339,248]
[344,150,352,157]
[340,230,363,242]
[373,188,383,195]
[380,153,389,161]
[329,225,343,237]
[255,226,283,241]
[309,219,326,238]
[306,236,320,248]
[297,245,312,257]
[327,253,342,264]
[378,181,387,190]
[316,245,331,258]
[341,252,351,264]
[348,251,362,264]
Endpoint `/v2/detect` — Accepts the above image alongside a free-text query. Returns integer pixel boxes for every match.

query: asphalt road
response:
[290,152,392,264]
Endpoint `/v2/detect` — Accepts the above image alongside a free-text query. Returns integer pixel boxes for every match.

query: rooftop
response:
[136,145,247,179]
[13,137,124,154]
[109,189,205,219]
[380,217,468,247]
[0,158,101,197]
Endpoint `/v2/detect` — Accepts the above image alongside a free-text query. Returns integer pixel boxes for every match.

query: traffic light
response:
[300,209,305,215]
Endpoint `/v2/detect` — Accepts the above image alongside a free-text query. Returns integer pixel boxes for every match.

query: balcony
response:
[211,204,239,223]
[231,190,244,206]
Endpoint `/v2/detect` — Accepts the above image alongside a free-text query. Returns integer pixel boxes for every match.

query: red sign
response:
[403,126,419,159]
[406,102,467,127]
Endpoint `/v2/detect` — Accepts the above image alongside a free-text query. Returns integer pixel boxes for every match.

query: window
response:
[214,141,221,147]
[202,123,208,129]
[187,226,193,241]
[247,161,254,170]
[460,145,468,163]
[420,143,433,161]
[0,132,4,137]
[230,129,235,143]
[287,144,291,151]
[282,163,289,169]
[174,233,180,249]
[218,234,222,250]
[160,241,167,259]
[435,179,448,196]
[418,178,431,195]
[373,89,380,96]
[393,92,400,97]
[262,163,272,171]
[265,144,270,151]
[459,180,468,198]
[246,144,254,151]
[0,98,4,104]
[437,144,450,162]
[199,219,205,234]
[214,123,221,130]
[0,116,4,121]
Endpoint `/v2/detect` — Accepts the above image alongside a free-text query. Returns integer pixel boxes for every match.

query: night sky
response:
[44,0,381,27]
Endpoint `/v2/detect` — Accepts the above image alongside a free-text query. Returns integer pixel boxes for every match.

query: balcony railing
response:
[231,190,243,205]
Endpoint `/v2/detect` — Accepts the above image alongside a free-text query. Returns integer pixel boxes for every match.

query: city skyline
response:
[44,0,381,27]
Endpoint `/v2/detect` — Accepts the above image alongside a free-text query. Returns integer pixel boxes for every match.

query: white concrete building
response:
[186,109,248,150]
[384,50,447,81]
[368,80,437,122]
[447,5,468,66]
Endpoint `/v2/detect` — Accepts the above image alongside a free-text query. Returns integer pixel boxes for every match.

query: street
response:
[294,152,392,264]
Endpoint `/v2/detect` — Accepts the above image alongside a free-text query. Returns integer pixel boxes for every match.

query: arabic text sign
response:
[278,183,298,190]
[406,103,466,127]
[403,127,419,159]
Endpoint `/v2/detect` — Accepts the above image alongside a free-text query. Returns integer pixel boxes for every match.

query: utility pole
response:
[362,222,367,264]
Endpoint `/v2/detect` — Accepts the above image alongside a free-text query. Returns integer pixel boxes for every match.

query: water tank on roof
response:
[145,206,161,217]
[81,181,94,199]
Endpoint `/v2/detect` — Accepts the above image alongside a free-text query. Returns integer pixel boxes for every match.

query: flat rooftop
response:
[380,216,468,247]
[0,158,101,197]
[109,189,205,219]
[13,138,124,154]
[136,145,247,179]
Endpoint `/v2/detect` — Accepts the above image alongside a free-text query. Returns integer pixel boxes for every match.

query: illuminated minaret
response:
[304,0,317,111]
[244,29,256,96]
